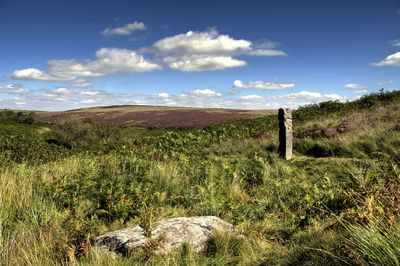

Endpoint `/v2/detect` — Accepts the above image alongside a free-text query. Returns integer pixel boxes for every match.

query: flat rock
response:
[94,216,233,255]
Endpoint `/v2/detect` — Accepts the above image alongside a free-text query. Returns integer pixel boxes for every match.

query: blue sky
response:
[0,0,399,110]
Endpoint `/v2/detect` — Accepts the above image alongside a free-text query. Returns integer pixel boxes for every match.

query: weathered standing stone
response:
[278,108,293,160]
[94,216,233,255]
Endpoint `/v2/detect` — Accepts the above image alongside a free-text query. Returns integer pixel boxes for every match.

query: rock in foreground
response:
[94,216,233,255]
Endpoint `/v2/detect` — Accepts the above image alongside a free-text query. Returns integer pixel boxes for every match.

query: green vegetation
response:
[0,110,34,124]
[1,90,399,265]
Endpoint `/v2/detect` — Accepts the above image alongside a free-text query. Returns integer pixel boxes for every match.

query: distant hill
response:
[33,105,274,128]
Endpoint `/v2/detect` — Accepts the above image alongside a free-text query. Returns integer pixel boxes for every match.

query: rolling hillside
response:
[33,105,274,128]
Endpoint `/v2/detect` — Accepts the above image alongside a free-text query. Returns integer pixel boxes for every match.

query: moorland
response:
[1,90,400,265]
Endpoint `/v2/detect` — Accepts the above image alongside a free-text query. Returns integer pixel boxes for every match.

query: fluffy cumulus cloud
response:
[11,48,161,84]
[165,56,246,71]
[153,29,286,71]
[47,48,162,77]
[101,21,146,36]
[372,51,400,67]
[156,92,169,98]
[10,68,69,81]
[0,84,32,94]
[239,94,263,100]
[189,88,222,96]
[233,80,295,90]
[10,28,287,86]
[344,83,366,89]
[153,29,253,56]
[275,91,344,102]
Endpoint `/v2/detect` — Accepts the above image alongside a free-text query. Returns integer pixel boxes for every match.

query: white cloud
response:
[283,91,321,99]
[166,56,246,71]
[154,29,251,55]
[11,48,162,83]
[81,99,95,104]
[239,94,263,100]
[24,87,130,110]
[352,89,368,95]
[101,21,146,36]
[245,49,286,56]
[344,83,366,89]
[48,48,162,77]
[144,88,224,108]
[275,91,344,102]
[323,93,343,101]
[156,92,169,98]
[153,29,286,71]
[390,39,400,47]
[72,79,92,88]
[80,91,99,96]
[352,90,369,99]
[41,88,112,104]
[244,41,287,56]
[0,85,141,111]
[233,80,295,90]
[190,88,221,97]
[0,84,32,94]
[54,87,70,94]
[372,51,400,67]
[11,68,70,81]
[1,83,350,111]
[11,29,287,81]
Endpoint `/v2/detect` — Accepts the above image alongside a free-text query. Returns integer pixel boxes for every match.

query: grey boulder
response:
[94,216,233,255]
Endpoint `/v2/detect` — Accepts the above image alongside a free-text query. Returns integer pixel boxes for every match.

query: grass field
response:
[0,90,399,265]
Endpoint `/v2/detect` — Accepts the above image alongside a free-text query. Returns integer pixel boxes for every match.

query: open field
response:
[33,105,274,128]
[1,90,400,265]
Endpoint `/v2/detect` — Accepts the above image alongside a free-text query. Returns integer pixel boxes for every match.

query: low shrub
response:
[0,110,34,124]
[0,128,68,164]
[49,119,123,151]
[295,138,354,158]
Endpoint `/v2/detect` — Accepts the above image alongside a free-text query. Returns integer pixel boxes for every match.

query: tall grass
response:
[347,220,400,265]
[0,91,399,265]
[0,165,64,265]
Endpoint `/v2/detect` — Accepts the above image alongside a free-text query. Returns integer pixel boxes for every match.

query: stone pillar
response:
[278,108,293,160]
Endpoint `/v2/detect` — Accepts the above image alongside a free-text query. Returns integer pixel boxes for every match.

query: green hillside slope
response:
[0,90,399,265]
